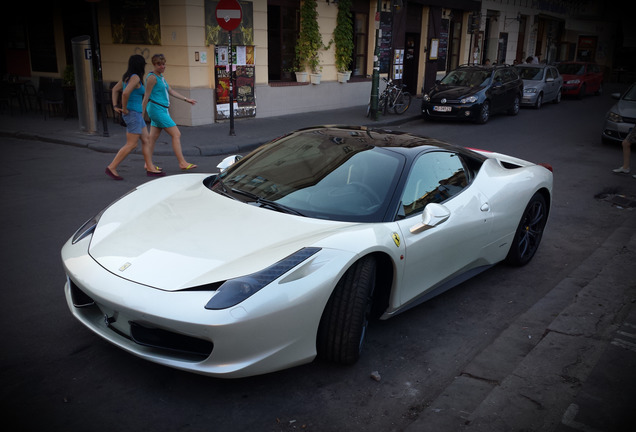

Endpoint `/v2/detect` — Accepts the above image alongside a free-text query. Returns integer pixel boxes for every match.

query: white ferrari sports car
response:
[62,126,553,378]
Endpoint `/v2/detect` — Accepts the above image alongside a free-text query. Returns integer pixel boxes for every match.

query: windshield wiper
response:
[231,188,304,216]
[211,176,236,200]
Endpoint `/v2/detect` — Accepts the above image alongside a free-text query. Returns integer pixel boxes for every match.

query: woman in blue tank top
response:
[142,54,198,171]
[106,54,164,180]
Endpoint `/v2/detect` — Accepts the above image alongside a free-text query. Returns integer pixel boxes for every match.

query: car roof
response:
[456,64,515,71]
[290,126,487,160]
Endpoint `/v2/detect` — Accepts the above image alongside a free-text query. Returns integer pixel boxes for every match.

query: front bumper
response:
[602,119,635,144]
[421,101,480,121]
[562,84,582,95]
[62,236,354,378]
[521,93,538,106]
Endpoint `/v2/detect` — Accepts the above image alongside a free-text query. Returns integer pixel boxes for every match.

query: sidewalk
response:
[0,100,421,157]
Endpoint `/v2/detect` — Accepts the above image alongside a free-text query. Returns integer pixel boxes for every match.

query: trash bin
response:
[71,35,97,134]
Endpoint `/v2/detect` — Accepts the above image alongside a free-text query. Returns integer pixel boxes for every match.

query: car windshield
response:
[557,63,585,75]
[440,69,491,87]
[622,84,636,101]
[516,66,544,80]
[212,128,405,222]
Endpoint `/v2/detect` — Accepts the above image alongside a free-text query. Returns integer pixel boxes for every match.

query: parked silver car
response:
[601,82,636,145]
[515,64,563,108]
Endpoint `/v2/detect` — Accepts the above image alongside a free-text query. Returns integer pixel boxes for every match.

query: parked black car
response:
[421,64,524,124]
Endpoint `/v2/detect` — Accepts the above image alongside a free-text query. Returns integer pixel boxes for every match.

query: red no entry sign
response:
[216,0,243,32]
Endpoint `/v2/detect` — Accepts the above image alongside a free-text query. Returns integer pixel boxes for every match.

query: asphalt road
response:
[1,87,635,432]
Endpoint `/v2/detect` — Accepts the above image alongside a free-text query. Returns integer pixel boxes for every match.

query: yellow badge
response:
[392,232,400,247]
[119,262,132,272]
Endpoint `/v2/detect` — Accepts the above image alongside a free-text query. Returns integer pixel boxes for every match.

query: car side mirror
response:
[612,93,621,100]
[410,203,451,234]
[217,155,243,172]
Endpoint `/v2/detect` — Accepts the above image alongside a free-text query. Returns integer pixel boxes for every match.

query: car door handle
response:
[480,203,490,212]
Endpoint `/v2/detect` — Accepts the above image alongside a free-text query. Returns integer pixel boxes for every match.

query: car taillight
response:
[539,163,553,172]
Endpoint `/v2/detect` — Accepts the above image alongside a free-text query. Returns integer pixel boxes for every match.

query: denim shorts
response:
[122,110,145,135]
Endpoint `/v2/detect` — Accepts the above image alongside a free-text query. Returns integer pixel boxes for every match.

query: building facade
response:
[2,0,630,127]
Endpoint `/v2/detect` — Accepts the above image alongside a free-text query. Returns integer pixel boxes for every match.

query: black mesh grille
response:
[130,322,213,358]
[69,279,95,308]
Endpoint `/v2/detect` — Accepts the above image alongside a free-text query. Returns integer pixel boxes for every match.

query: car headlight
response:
[204,247,321,310]
[460,96,478,104]
[72,211,104,244]
[607,111,623,123]
[566,79,581,84]
[423,94,430,102]
[524,88,537,94]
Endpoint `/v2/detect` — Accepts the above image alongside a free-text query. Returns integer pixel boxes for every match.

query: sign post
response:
[216,0,243,136]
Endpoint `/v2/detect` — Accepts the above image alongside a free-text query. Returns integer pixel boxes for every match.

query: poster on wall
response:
[214,46,255,120]
[110,0,161,45]
[393,49,404,79]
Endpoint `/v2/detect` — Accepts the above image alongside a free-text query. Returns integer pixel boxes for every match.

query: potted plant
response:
[295,0,323,83]
[333,0,354,83]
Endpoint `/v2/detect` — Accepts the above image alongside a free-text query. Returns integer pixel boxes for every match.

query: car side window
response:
[400,152,468,218]
[494,70,504,83]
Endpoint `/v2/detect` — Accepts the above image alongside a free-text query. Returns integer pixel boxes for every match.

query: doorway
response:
[403,33,420,94]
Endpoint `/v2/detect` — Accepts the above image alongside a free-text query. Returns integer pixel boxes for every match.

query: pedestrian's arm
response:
[111,80,123,114]
[168,87,197,105]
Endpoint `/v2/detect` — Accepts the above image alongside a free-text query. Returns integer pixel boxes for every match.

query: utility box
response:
[72,36,97,134]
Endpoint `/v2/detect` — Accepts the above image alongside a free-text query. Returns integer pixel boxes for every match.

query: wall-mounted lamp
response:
[505,13,522,25]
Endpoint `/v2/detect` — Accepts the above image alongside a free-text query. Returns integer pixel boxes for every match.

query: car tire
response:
[508,95,520,116]
[505,192,548,266]
[475,101,490,124]
[317,255,377,365]
[535,93,543,109]
[577,84,586,99]
[553,89,562,104]
[595,83,603,96]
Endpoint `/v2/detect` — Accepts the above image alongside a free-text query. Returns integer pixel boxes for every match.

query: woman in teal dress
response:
[106,54,164,180]
[142,54,198,171]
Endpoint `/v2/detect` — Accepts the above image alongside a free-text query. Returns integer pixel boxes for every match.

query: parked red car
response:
[557,61,603,98]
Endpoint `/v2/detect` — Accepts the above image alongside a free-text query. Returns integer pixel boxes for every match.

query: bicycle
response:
[366,77,412,117]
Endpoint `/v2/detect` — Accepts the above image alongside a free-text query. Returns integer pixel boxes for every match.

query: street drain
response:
[594,188,636,209]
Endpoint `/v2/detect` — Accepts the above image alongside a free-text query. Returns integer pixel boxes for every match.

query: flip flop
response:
[105,167,123,180]
[145,165,163,172]
[181,163,197,171]
[147,170,166,177]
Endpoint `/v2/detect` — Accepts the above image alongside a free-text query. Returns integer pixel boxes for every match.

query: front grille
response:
[130,322,213,359]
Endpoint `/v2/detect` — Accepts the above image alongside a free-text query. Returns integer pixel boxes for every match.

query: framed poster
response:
[429,39,439,60]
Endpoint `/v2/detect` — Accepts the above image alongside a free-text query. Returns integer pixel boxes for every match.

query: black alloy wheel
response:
[476,101,490,124]
[506,192,548,266]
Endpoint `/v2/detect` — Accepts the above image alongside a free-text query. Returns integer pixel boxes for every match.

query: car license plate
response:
[433,106,451,112]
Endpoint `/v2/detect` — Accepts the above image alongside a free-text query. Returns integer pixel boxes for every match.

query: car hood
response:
[88,174,353,291]
[613,99,636,119]
[429,85,480,100]
[521,79,543,88]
